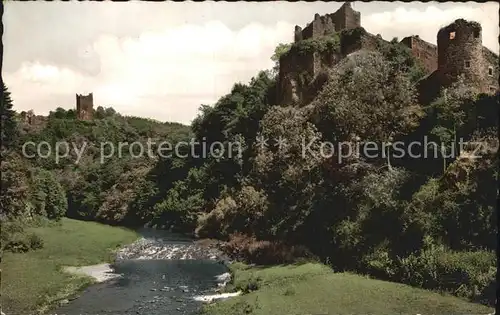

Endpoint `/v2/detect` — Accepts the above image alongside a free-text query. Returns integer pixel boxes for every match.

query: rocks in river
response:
[215,272,231,282]
[115,237,225,261]
[58,299,69,306]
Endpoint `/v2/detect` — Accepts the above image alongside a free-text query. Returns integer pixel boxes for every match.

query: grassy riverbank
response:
[202,262,494,315]
[1,218,139,315]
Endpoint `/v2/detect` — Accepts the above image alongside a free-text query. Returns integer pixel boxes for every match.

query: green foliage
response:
[48,107,77,120]
[286,33,341,58]
[313,50,423,143]
[30,168,68,220]
[374,36,427,82]
[339,27,367,49]
[16,108,191,225]
[1,221,44,254]
[196,186,269,239]
[1,82,18,148]
[0,152,31,219]
[395,239,495,301]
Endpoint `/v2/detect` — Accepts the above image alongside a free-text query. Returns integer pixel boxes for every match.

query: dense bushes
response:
[360,235,496,304]
[30,168,67,220]
[0,220,44,258]
[196,186,269,239]
[0,152,32,219]
[221,233,315,265]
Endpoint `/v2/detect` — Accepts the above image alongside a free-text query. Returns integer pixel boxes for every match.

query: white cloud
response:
[364,3,499,52]
[3,2,498,125]
[5,20,292,124]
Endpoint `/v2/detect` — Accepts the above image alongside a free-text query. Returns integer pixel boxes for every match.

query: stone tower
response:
[437,19,485,90]
[328,2,361,32]
[76,93,94,120]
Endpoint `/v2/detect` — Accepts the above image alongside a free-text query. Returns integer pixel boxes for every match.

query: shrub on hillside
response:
[1,222,44,254]
[395,238,495,303]
[0,152,32,219]
[30,168,67,220]
[27,233,44,250]
[221,233,314,265]
[196,186,269,239]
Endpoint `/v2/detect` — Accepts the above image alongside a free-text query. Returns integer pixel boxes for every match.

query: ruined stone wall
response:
[277,51,316,105]
[296,14,336,42]
[437,19,485,90]
[277,46,342,106]
[294,3,360,43]
[482,47,499,94]
[76,93,94,120]
[400,35,438,73]
[20,110,35,125]
[19,110,48,134]
[340,31,379,56]
[417,70,446,105]
[281,7,495,107]
[328,2,361,32]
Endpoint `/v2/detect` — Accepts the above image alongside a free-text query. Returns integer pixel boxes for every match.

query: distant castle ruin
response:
[20,93,95,125]
[76,93,94,120]
[278,2,499,106]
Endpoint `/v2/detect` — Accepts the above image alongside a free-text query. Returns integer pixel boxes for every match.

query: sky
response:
[3,1,499,125]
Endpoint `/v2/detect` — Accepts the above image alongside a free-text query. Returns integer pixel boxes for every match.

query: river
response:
[49,230,232,315]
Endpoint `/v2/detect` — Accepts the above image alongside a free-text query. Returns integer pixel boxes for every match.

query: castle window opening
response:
[464,60,471,69]
[488,66,493,76]
[449,31,455,40]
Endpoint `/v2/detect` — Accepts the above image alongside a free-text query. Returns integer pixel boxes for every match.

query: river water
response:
[49,231,230,315]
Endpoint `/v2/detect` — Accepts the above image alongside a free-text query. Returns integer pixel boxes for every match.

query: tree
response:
[31,168,68,220]
[94,106,106,119]
[250,106,325,240]
[431,75,478,170]
[1,82,18,148]
[105,107,116,117]
[0,152,31,219]
[312,50,423,169]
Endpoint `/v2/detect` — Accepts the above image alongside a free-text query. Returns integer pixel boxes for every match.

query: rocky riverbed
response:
[50,232,238,315]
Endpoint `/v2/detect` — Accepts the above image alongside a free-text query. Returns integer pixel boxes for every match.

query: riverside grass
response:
[1,218,139,315]
[202,262,494,315]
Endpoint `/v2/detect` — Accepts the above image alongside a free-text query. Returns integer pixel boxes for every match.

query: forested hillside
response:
[1,30,497,308]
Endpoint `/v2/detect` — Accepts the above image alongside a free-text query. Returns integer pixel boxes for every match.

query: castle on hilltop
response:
[278,2,498,106]
[20,93,94,126]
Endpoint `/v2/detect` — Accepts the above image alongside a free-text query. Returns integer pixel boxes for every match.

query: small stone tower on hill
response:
[437,19,485,90]
[76,93,94,120]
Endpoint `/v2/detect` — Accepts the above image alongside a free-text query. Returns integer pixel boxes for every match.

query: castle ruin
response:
[294,2,361,42]
[76,93,94,120]
[277,2,498,106]
[20,110,35,125]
